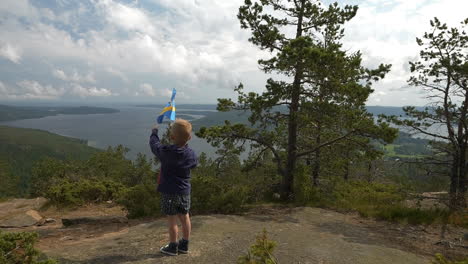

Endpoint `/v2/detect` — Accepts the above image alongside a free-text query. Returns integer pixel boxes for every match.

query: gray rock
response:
[0,210,43,228]
[0,197,47,220]
[37,218,57,226]
[43,208,430,264]
[62,216,128,227]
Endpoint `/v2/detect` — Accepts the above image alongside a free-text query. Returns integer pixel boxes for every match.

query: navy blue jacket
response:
[149,129,197,195]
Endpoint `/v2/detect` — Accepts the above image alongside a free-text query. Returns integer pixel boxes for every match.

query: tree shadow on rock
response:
[316,221,417,254]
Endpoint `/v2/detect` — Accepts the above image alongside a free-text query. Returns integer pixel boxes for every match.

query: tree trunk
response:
[343,149,350,181]
[344,162,350,181]
[282,0,305,200]
[449,153,460,208]
[312,123,321,186]
[344,161,350,181]
[459,167,467,208]
[458,147,467,208]
[367,162,372,183]
[451,147,467,209]
[454,97,468,208]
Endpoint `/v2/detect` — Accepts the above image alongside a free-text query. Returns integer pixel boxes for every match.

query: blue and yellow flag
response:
[157,88,176,124]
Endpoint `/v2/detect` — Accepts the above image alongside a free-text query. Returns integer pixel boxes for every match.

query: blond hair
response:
[171,119,192,145]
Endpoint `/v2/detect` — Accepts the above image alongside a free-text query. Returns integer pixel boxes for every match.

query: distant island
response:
[0,105,119,122]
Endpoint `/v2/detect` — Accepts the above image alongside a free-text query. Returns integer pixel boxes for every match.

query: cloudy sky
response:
[0,0,466,106]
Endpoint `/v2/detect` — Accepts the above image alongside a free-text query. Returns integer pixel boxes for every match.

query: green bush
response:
[46,179,127,207]
[191,174,251,214]
[118,184,161,219]
[119,173,253,218]
[238,229,278,264]
[293,165,319,206]
[0,231,56,264]
[30,146,156,199]
[331,180,405,216]
[292,175,455,225]
[214,185,251,214]
[432,253,468,264]
[190,175,223,213]
[375,207,450,225]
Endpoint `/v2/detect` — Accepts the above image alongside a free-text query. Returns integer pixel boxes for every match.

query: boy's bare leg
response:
[167,215,178,243]
[177,213,191,240]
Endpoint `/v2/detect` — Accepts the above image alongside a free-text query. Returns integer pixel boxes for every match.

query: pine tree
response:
[198,0,395,200]
[385,18,468,209]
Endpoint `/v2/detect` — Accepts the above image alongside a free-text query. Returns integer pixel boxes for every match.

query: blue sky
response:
[0,0,467,105]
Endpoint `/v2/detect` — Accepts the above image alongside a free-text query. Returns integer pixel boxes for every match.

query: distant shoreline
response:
[0,105,120,122]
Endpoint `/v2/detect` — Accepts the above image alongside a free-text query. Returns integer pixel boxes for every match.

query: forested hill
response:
[0,105,119,122]
[365,106,427,116]
[0,126,100,197]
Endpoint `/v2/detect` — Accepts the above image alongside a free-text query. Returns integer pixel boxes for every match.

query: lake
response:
[0,106,217,160]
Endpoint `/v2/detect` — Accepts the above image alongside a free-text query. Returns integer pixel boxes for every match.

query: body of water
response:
[1,106,216,160]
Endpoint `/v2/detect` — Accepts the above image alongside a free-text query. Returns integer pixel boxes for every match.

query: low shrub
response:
[293,174,456,226]
[293,165,319,206]
[331,180,405,215]
[46,179,127,207]
[238,229,278,264]
[446,211,468,228]
[0,231,56,264]
[190,175,223,213]
[216,185,251,214]
[191,174,251,214]
[432,253,468,264]
[118,183,161,219]
[375,207,450,225]
[119,174,253,218]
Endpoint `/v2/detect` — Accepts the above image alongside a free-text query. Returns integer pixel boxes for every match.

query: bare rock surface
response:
[38,207,440,264]
[0,197,47,219]
[0,198,47,228]
[0,209,43,228]
[1,199,465,263]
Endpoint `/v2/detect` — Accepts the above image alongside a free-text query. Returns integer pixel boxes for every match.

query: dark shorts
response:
[160,193,191,215]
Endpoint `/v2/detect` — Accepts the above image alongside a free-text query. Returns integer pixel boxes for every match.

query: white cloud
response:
[343,0,468,106]
[0,81,7,94]
[0,0,259,101]
[0,0,40,19]
[106,67,129,82]
[161,88,173,98]
[0,43,22,64]
[97,0,157,35]
[52,69,96,83]
[52,69,67,80]
[139,83,156,96]
[15,80,64,99]
[71,84,113,97]
[0,0,466,105]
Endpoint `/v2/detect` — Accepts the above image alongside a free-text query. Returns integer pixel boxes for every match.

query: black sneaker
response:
[178,239,189,254]
[160,242,178,256]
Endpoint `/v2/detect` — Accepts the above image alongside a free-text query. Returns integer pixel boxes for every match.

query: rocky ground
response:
[0,199,467,264]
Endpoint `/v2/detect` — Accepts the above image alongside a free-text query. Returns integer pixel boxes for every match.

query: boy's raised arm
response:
[188,151,198,169]
[149,126,162,159]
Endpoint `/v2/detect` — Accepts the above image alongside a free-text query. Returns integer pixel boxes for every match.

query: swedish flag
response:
[157,88,176,124]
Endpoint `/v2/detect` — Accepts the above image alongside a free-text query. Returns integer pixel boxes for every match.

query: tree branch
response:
[230,133,285,175]
[296,130,357,158]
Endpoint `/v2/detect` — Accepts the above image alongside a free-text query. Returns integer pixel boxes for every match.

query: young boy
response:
[149,119,197,256]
